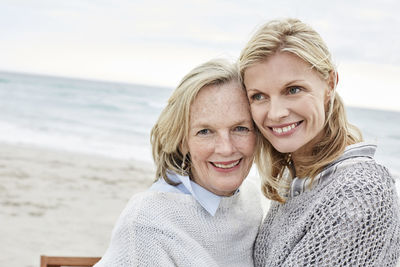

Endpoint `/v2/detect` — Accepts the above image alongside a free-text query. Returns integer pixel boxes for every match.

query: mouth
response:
[269,121,303,135]
[210,159,241,169]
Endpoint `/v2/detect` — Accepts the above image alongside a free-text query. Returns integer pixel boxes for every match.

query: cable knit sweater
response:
[254,156,400,266]
[95,180,263,267]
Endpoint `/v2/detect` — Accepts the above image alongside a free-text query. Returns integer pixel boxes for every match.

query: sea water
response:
[0,71,171,163]
[0,71,399,180]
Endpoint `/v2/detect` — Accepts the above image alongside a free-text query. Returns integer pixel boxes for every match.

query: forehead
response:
[244,52,323,87]
[189,81,250,125]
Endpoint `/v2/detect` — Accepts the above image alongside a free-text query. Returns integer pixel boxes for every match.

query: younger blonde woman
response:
[240,18,400,266]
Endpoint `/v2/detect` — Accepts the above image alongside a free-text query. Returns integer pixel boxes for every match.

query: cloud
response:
[1,0,399,94]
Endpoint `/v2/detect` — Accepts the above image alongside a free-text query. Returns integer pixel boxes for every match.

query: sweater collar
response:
[289,142,377,198]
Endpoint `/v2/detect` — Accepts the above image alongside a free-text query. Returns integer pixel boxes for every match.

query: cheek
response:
[301,96,326,122]
[315,101,327,123]
[250,105,266,126]
[188,141,212,162]
[308,105,326,134]
[236,134,256,156]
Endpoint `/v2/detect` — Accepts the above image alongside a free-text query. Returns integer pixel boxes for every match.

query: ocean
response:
[1,71,399,179]
[0,71,171,163]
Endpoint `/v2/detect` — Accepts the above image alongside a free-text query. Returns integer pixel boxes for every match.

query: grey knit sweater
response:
[254,143,400,266]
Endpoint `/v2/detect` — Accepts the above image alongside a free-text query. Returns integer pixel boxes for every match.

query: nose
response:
[267,98,289,122]
[215,132,236,156]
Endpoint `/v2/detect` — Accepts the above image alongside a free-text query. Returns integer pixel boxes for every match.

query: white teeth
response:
[214,160,240,169]
[272,123,297,134]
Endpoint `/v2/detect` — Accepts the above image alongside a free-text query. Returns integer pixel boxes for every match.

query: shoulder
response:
[107,191,200,248]
[333,160,395,195]
[117,191,195,226]
[318,160,399,220]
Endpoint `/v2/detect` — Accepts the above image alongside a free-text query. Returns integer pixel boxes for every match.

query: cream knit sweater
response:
[95,180,263,266]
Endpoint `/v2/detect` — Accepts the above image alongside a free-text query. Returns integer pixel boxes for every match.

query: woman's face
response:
[186,81,256,196]
[243,52,331,160]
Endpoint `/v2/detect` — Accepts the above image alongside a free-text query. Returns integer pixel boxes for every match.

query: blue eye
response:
[288,86,301,95]
[197,129,210,135]
[251,93,264,101]
[234,126,249,132]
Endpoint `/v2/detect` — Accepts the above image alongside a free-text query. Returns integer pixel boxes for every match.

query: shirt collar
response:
[150,171,225,216]
[290,142,377,197]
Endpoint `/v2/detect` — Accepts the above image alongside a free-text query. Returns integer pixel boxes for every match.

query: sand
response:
[0,143,155,267]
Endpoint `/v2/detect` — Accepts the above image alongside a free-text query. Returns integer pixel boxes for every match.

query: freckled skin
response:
[186,81,256,196]
[244,52,331,162]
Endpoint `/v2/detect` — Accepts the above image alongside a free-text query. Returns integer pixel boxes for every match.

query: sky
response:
[1,0,400,111]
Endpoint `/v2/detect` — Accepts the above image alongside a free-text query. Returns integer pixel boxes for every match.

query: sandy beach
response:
[0,143,155,267]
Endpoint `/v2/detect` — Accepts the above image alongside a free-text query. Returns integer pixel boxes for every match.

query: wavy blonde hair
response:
[239,18,363,202]
[150,59,245,183]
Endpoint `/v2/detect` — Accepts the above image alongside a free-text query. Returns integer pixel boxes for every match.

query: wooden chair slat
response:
[40,255,101,267]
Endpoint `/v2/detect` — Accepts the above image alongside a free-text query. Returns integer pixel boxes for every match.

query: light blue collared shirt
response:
[149,172,233,216]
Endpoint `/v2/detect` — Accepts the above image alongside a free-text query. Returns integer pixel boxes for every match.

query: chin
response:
[270,140,302,154]
[272,145,294,154]
[219,188,238,196]
[217,182,243,195]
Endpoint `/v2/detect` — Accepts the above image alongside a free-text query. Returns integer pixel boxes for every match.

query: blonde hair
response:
[239,18,363,202]
[150,59,243,183]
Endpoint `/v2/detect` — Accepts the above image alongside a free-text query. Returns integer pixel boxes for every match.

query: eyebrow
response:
[246,79,307,92]
[191,119,253,129]
[246,87,258,92]
[283,79,306,87]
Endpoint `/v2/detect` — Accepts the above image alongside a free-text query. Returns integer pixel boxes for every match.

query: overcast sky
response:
[1,0,400,111]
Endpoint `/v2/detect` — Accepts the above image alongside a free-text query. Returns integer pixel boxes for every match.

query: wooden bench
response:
[40,255,101,267]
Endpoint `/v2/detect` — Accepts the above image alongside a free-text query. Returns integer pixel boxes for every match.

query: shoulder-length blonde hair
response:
[150,59,244,183]
[239,18,363,202]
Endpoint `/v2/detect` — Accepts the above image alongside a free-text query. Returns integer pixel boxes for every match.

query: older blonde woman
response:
[95,59,263,266]
[239,18,400,266]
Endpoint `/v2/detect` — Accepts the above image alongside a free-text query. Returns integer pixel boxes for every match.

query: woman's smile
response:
[268,121,303,136]
[210,159,242,171]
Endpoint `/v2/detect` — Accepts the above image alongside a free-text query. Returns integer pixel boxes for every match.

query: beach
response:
[0,142,155,267]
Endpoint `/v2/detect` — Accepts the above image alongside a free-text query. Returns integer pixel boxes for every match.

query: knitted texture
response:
[95,180,263,267]
[254,161,400,267]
